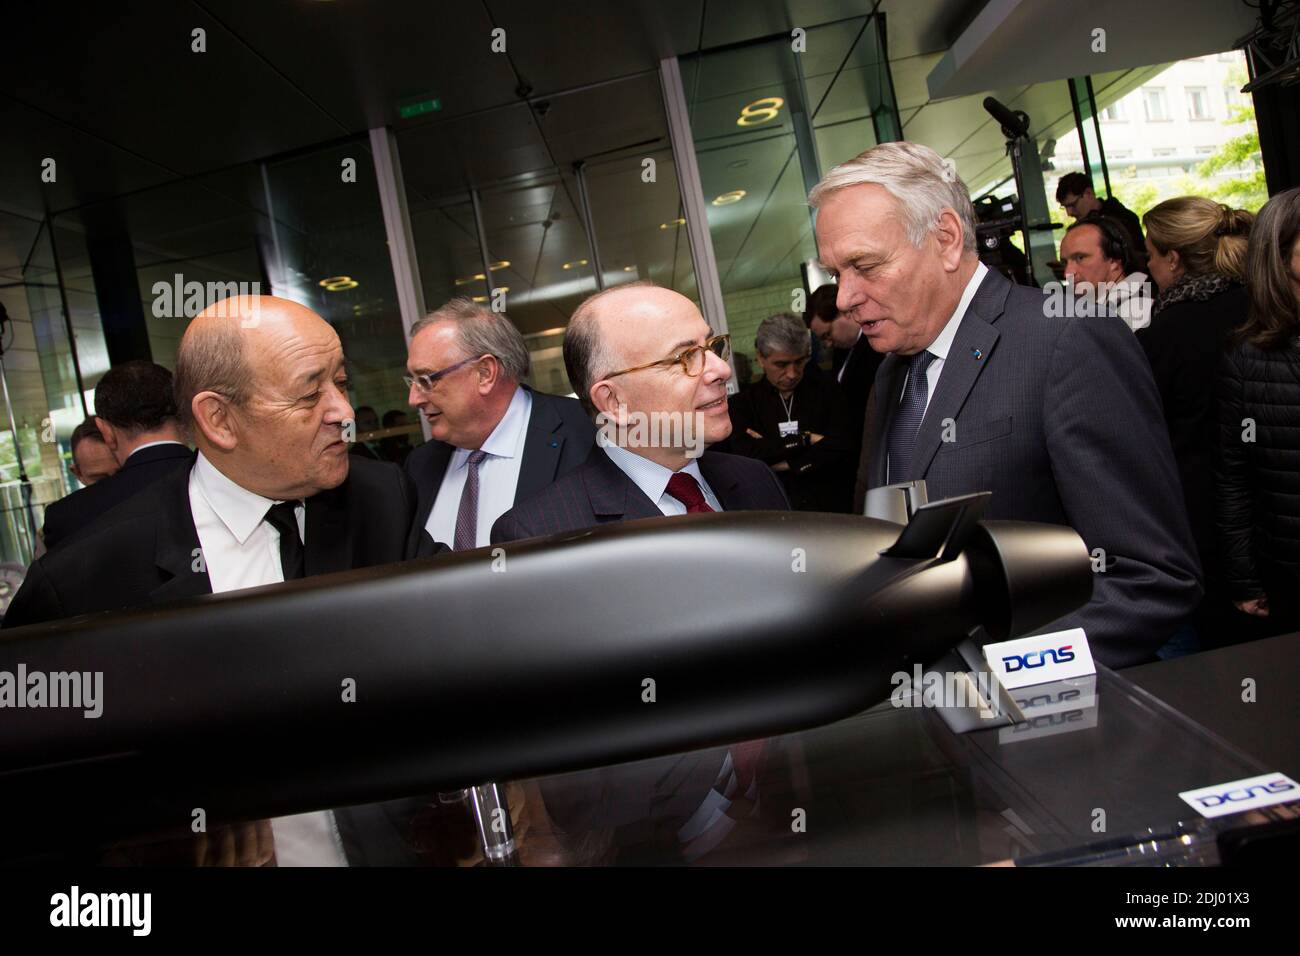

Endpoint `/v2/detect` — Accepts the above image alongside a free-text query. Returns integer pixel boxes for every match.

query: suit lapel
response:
[149,460,213,603]
[871,355,906,486]
[909,271,1007,478]
[516,390,564,504]
[698,453,744,510]
[304,483,352,576]
[583,447,662,521]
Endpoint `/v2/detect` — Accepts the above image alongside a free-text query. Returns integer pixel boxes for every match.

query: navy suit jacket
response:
[869,267,1201,668]
[490,442,790,861]
[405,387,595,555]
[491,444,790,543]
[42,441,193,550]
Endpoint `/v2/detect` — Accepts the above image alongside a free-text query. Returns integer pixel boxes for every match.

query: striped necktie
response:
[887,350,935,483]
[452,450,488,551]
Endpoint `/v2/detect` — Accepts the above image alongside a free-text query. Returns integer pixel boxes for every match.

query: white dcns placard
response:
[1179,773,1300,819]
[983,627,1096,690]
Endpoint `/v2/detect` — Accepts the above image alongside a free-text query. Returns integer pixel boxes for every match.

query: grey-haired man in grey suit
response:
[811,141,1200,669]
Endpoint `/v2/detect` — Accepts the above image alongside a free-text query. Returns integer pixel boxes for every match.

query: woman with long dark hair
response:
[1217,186,1300,634]
[1138,197,1253,652]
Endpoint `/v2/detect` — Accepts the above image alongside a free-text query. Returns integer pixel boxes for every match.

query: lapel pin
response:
[971,348,983,360]
[550,440,559,448]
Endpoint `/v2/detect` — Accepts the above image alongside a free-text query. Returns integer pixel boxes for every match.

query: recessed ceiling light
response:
[728,159,749,169]
[319,276,358,291]
[471,287,509,302]
[736,97,784,127]
[622,265,636,272]
[712,190,746,205]
[455,261,511,285]
[659,218,687,230]
[561,259,589,270]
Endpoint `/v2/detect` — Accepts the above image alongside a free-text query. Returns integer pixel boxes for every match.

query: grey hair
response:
[808,141,978,255]
[755,312,811,358]
[411,297,530,381]
[564,281,653,416]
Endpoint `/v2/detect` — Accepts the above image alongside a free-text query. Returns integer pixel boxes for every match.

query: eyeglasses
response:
[603,334,731,380]
[403,355,483,393]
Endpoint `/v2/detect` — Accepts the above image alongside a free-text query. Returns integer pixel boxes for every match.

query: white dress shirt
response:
[601,442,724,513]
[837,330,864,384]
[1110,271,1154,332]
[188,452,348,867]
[126,439,188,459]
[426,387,533,549]
[896,261,989,419]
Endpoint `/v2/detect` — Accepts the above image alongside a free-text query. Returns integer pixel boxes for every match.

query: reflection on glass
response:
[681,18,886,381]
[263,142,412,440]
[397,73,694,401]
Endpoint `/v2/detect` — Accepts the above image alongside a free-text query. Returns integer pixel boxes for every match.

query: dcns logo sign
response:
[1196,780,1295,808]
[1002,645,1075,673]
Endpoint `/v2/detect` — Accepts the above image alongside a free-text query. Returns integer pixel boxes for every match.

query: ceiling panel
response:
[6,3,347,177]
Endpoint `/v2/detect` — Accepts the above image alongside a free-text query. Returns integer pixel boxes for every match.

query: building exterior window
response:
[1100,101,1124,121]
[1143,87,1168,121]
[1186,87,1210,119]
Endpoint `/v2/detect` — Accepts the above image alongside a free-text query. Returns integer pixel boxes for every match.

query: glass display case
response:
[396,663,1294,867]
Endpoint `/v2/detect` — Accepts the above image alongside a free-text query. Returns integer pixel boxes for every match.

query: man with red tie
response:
[491,281,788,541]
[491,281,789,862]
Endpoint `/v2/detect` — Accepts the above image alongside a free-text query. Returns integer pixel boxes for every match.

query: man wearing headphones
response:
[1060,215,1154,332]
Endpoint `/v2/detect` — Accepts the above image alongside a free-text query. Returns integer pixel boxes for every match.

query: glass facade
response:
[4,18,1273,565]
[679,14,899,385]
[396,71,695,398]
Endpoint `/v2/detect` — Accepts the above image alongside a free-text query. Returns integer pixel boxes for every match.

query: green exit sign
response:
[398,97,442,119]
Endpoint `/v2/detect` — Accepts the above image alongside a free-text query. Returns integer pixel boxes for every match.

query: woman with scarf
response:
[1137,196,1254,654]
[1216,187,1300,637]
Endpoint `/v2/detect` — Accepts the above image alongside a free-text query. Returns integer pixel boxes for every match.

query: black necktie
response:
[264,501,305,581]
[887,350,936,483]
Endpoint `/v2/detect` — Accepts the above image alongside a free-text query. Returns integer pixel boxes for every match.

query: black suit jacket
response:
[491,444,791,543]
[42,442,193,550]
[837,333,885,430]
[1137,284,1248,576]
[405,387,595,555]
[5,454,419,628]
[868,267,1201,668]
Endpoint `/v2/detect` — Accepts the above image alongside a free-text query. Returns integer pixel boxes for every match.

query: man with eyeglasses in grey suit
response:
[403,297,596,556]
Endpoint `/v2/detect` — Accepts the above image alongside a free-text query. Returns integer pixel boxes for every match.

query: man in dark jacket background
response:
[41,361,191,550]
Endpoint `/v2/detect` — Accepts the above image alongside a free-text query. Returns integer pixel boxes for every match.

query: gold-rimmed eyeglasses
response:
[603,334,731,380]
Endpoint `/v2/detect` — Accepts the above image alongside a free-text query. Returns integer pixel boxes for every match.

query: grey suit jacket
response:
[869,268,1201,668]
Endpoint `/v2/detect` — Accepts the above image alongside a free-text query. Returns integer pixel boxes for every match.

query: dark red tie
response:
[666,472,714,514]
[665,473,762,796]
